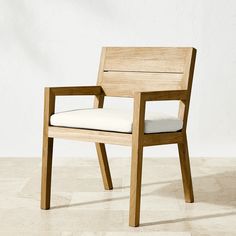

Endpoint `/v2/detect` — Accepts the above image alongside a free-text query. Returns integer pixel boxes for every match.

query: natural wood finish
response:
[40,47,197,227]
[129,92,145,227]
[41,88,55,210]
[94,48,107,107]
[101,47,193,97]
[48,126,132,146]
[143,132,183,146]
[49,86,103,96]
[178,133,194,202]
[95,143,113,190]
[102,71,183,97]
[178,48,197,131]
[93,50,113,190]
[104,47,190,73]
[139,90,188,101]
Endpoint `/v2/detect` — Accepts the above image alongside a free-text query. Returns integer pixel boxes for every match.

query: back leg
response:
[41,137,54,209]
[95,143,113,190]
[178,133,194,202]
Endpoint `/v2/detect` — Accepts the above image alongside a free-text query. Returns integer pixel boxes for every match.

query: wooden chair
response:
[41,47,197,227]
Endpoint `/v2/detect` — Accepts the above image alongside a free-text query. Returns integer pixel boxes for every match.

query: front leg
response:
[41,88,55,209]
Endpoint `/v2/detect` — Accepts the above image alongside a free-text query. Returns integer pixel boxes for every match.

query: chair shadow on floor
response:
[140,170,236,226]
[51,170,236,226]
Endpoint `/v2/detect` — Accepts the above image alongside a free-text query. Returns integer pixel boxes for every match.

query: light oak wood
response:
[48,126,132,146]
[49,86,102,96]
[104,47,189,73]
[100,47,194,98]
[94,48,107,107]
[178,133,194,202]
[178,48,197,131]
[95,143,113,190]
[41,88,55,210]
[40,47,197,227]
[129,92,145,227]
[139,90,188,101]
[102,71,183,97]
[143,132,183,146]
[93,52,113,190]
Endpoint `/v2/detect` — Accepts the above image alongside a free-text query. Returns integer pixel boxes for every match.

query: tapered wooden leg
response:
[41,136,54,209]
[129,92,145,227]
[178,133,194,203]
[95,143,113,190]
[129,144,144,227]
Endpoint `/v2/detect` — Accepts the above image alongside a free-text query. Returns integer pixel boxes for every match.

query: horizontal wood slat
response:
[49,86,102,96]
[48,127,184,147]
[143,132,184,146]
[140,90,188,101]
[48,126,132,146]
[104,47,189,73]
[102,71,183,97]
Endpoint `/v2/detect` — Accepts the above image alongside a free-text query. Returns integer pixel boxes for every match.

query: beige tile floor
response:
[0,157,236,235]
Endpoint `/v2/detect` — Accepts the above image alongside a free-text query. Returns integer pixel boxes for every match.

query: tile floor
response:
[0,157,236,235]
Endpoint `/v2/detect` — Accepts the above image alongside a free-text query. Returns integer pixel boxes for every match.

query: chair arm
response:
[43,86,103,124]
[132,90,188,135]
[46,85,103,96]
[137,90,188,102]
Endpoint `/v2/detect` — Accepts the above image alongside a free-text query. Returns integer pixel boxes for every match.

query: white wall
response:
[1,0,236,158]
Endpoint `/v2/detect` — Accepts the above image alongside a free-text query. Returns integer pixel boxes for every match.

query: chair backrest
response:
[96,47,196,98]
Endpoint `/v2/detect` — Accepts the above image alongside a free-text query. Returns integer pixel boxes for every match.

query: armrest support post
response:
[133,92,146,143]
[133,90,188,136]
[43,88,56,128]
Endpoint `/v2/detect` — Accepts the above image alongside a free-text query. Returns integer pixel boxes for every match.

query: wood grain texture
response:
[49,86,103,96]
[143,132,183,146]
[94,48,106,107]
[94,54,113,191]
[100,47,195,98]
[101,71,183,97]
[178,48,197,131]
[178,133,194,203]
[129,92,145,227]
[104,47,189,73]
[139,90,188,101]
[95,143,113,190]
[48,126,132,146]
[41,88,55,210]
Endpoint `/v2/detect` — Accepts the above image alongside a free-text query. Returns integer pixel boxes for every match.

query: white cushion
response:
[50,108,183,134]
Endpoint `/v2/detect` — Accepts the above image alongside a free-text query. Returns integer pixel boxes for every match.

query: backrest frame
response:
[94,47,197,130]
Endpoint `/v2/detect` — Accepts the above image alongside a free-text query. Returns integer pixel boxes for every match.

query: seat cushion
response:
[50,108,183,134]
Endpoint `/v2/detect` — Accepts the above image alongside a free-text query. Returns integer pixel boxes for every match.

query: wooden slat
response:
[102,71,183,97]
[140,90,188,101]
[143,132,183,146]
[104,47,189,73]
[49,86,102,96]
[48,126,132,146]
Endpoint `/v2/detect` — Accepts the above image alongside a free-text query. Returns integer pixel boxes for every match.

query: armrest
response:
[136,90,188,102]
[43,86,103,126]
[132,90,188,135]
[46,85,103,96]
